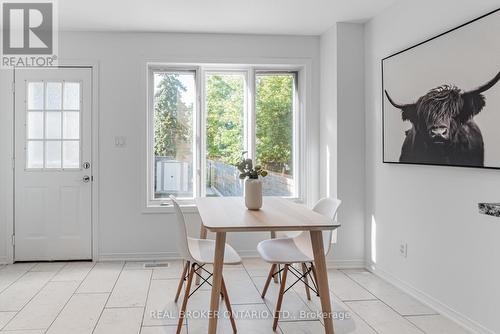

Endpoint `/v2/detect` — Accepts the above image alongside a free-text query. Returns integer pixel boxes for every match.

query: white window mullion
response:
[194,66,202,199]
[293,72,301,199]
[198,67,206,198]
[247,68,256,163]
[147,67,156,203]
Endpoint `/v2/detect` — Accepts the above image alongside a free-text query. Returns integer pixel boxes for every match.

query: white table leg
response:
[208,231,226,334]
[310,231,335,334]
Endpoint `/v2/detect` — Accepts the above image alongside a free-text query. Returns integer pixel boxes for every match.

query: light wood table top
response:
[195,197,340,233]
[195,196,339,334]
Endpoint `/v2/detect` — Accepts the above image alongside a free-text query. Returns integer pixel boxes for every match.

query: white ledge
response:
[142,204,199,214]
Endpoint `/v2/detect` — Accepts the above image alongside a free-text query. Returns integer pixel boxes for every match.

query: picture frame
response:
[382,8,500,169]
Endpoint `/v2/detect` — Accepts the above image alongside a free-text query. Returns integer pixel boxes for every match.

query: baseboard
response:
[98,251,366,270]
[367,264,495,334]
[98,250,265,262]
[327,259,366,269]
[235,250,260,258]
[98,252,180,262]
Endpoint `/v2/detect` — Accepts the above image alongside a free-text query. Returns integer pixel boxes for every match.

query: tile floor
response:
[0,259,471,334]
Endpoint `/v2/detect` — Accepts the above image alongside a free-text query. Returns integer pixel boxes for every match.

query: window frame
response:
[201,68,249,198]
[146,63,303,208]
[147,65,201,206]
[254,70,299,199]
[25,80,83,171]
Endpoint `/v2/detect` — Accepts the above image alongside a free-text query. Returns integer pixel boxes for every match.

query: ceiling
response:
[58,0,400,35]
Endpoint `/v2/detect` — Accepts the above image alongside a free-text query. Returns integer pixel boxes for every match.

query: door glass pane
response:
[45,112,62,139]
[28,82,44,110]
[27,112,44,139]
[45,141,62,168]
[46,82,62,109]
[63,141,80,168]
[255,73,295,196]
[153,71,195,199]
[64,82,80,110]
[25,78,85,170]
[27,141,43,168]
[63,112,80,139]
[205,73,245,197]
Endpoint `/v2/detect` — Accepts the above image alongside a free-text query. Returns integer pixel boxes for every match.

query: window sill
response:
[142,196,304,214]
[142,203,199,214]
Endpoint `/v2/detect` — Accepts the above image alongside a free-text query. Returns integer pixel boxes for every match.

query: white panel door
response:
[14,68,92,261]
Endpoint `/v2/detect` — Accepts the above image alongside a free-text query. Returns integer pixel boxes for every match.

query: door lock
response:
[83,162,91,169]
[83,175,91,183]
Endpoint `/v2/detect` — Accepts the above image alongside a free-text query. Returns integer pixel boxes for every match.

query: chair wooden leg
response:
[221,277,237,333]
[273,264,289,331]
[310,263,320,296]
[302,263,312,301]
[175,261,190,303]
[177,263,196,334]
[262,264,277,298]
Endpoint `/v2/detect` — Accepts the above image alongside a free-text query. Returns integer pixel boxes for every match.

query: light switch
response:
[114,136,127,147]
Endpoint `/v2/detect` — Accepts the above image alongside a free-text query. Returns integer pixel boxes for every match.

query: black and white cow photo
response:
[383,9,500,169]
[385,72,500,166]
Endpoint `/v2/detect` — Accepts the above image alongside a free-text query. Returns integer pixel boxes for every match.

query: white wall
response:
[0,32,325,262]
[364,2,500,333]
[337,23,366,265]
[320,23,366,266]
[320,25,338,200]
[0,70,13,264]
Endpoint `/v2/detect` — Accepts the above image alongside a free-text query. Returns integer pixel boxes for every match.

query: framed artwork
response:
[382,8,500,169]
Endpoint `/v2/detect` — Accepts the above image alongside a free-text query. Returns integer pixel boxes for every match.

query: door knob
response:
[83,175,91,183]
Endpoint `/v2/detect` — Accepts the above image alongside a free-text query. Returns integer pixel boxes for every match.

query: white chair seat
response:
[257,198,341,331]
[188,237,242,265]
[257,237,314,264]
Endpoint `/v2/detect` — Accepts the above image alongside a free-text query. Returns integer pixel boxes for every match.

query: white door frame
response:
[8,62,100,263]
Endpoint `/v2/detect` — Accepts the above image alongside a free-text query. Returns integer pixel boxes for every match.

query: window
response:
[205,72,246,197]
[26,81,81,169]
[151,71,196,199]
[256,73,295,196]
[148,65,300,204]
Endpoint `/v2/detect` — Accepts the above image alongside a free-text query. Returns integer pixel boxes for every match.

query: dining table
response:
[195,196,341,334]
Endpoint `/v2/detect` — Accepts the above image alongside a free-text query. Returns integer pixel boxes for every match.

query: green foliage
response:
[154,73,192,158]
[206,75,244,164]
[236,153,268,180]
[256,75,294,175]
[154,72,294,176]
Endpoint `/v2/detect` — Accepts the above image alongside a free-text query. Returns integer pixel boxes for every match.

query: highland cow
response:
[385,71,500,166]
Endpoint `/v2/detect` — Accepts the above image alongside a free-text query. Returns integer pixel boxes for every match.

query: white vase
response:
[245,178,263,210]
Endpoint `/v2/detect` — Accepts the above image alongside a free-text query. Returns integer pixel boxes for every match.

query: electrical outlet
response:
[399,242,408,258]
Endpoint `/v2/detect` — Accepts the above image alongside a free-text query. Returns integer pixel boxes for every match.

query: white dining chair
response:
[170,195,242,334]
[256,197,341,331]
